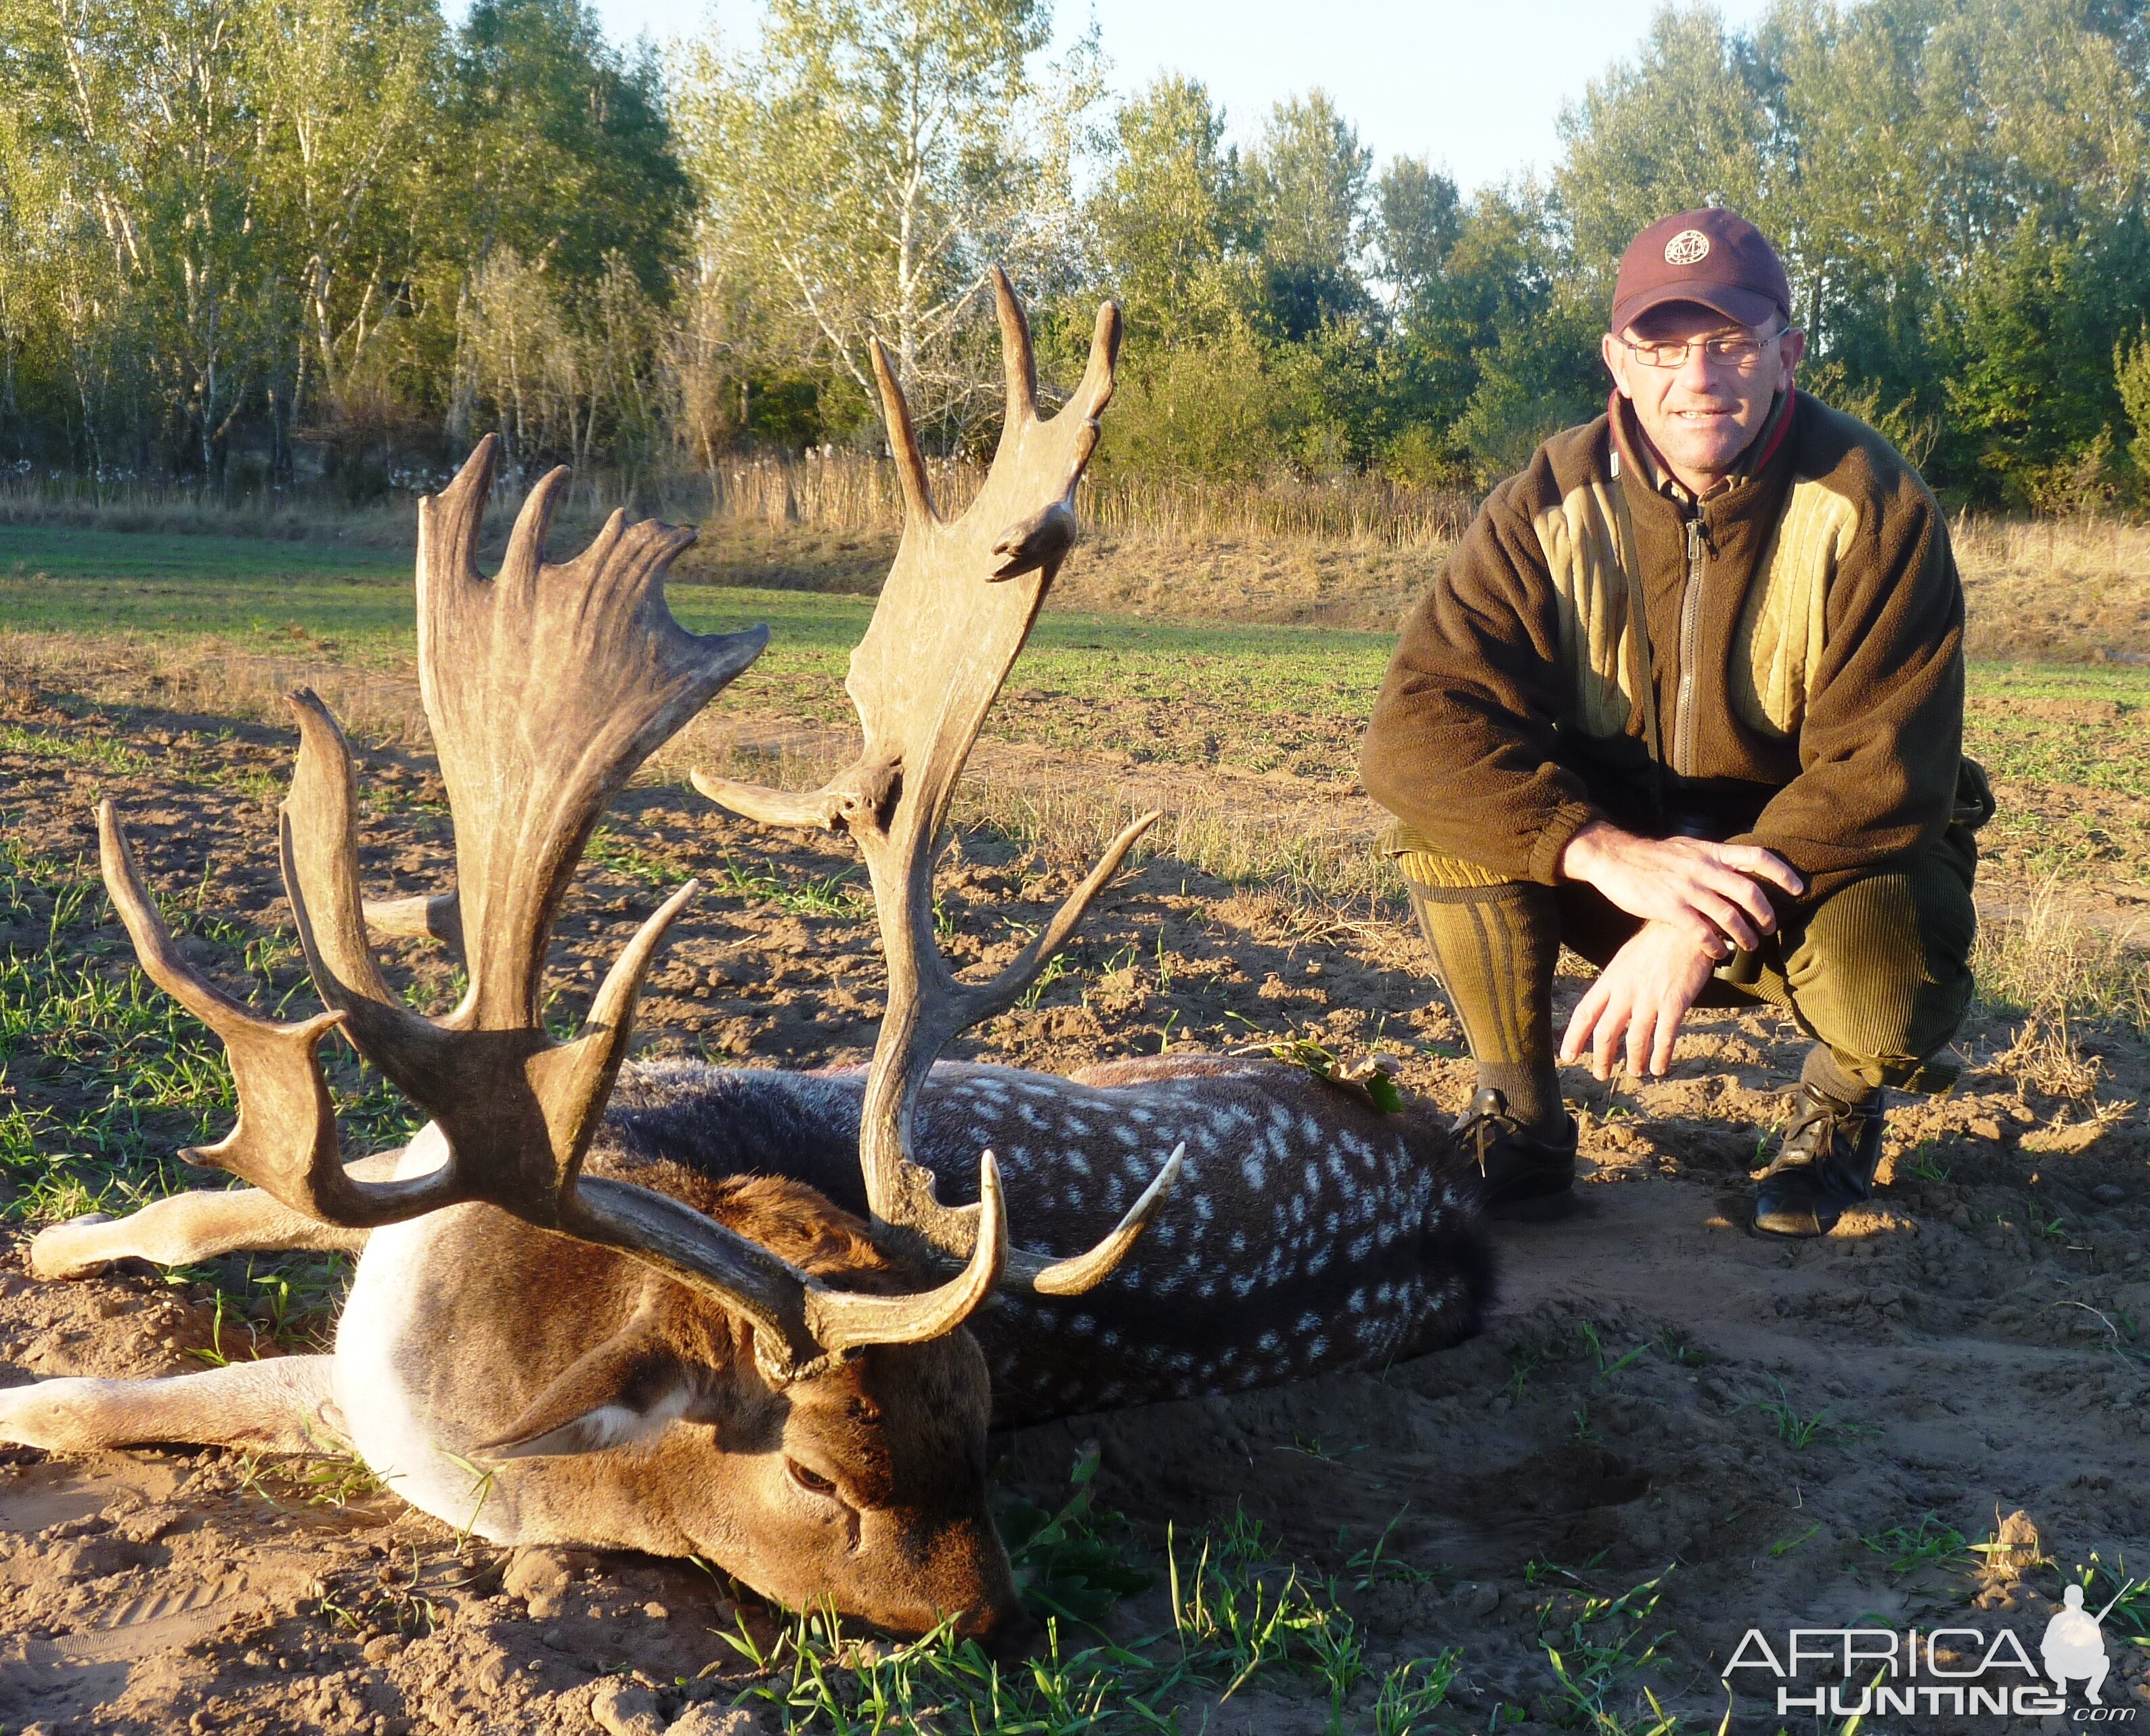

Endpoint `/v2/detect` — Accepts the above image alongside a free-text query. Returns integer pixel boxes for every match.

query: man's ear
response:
[1601,331,1633,397]
[476,1306,720,1460]
[1778,326,1807,387]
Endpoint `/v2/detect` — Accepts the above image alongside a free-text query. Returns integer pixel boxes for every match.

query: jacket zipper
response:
[1673,515,1705,777]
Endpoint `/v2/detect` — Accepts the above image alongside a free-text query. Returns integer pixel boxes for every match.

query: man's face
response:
[1600,301,1806,490]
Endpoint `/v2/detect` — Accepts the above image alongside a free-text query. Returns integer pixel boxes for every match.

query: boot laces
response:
[1452,1091,1518,1177]
[1778,1086,1879,1187]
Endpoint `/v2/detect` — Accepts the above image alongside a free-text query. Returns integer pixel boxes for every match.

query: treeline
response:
[3,0,2147,511]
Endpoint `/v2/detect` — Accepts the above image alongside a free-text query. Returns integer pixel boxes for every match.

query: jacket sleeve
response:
[1358,469,1601,885]
[1728,477,1965,888]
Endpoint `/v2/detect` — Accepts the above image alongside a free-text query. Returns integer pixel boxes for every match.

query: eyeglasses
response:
[1616,330,1793,371]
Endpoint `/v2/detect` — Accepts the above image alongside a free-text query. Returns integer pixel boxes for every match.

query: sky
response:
[563,0,1776,194]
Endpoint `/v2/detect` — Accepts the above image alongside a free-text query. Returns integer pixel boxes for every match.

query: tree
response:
[676,0,1100,438]
[250,0,448,444]
[2119,326,2150,486]
[452,0,690,294]
[10,0,280,481]
[1373,157,1463,306]
[1085,75,1248,343]
[1554,4,1771,272]
[1246,90,1372,340]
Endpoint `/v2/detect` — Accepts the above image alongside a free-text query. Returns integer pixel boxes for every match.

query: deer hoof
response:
[0,1377,105,1450]
[29,1215,116,1281]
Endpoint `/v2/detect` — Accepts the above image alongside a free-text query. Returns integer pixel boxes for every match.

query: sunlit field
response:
[3,513,2149,1733]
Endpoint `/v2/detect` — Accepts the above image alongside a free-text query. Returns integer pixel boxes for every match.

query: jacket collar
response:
[1607,387,1794,505]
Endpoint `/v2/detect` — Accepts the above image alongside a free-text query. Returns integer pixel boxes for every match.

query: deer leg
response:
[0,1356,342,1454]
[28,1151,408,1280]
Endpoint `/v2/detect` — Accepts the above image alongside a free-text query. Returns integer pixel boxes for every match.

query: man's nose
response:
[1673,340,1719,392]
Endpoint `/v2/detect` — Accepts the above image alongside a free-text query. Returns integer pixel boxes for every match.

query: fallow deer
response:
[0,274,1489,1634]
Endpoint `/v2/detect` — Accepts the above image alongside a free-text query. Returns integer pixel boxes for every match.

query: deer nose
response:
[894,1511,1017,1635]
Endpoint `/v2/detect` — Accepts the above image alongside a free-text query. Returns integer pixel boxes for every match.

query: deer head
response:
[95,275,1158,1636]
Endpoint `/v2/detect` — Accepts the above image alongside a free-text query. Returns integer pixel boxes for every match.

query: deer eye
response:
[785,1458,837,1497]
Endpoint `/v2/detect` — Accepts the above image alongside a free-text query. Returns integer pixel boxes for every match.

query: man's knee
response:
[1784,842,1977,1089]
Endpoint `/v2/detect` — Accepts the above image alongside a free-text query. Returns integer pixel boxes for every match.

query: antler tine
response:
[1068,297,1122,435]
[1032,1143,1184,1296]
[361,891,463,955]
[952,811,1160,1028]
[806,1154,1009,1353]
[528,877,701,1178]
[500,465,573,601]
[871,337,938,526]
[692,272,1176,1305]
[417,435,496,589]
[98,801,460,1225]
[280,690,441,1066]
[990,265,1038,432]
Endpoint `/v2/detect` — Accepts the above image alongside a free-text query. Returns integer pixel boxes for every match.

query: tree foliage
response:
[674,0,1099,439]
[0,0,2142,506]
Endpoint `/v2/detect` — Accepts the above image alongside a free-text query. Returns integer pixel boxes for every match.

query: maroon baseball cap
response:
[1611,209,1792,334]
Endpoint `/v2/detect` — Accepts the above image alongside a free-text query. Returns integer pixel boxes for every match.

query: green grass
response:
[1969,674,2150,799]
[0,824,418,1224]
[1530,1564,1682,1735]
[1745,1377,1867,1450]
[1860,1515,1968,1576]
[7,523,2150,794]
[721,1498,1461,1734]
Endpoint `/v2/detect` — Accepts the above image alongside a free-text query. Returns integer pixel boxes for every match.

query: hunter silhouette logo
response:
[1663,229,1711,266]
[2044,1582,2129,1705]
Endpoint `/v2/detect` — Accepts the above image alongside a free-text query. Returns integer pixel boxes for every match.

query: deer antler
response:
[99,436,1008,1383]
[693,269,1180,1291]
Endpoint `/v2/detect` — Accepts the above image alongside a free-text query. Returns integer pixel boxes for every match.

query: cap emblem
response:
[1664,229,1711,266]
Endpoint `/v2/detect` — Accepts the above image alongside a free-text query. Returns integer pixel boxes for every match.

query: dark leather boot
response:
[1452,1087,1579,1207]
[1751,1083,1889,1238]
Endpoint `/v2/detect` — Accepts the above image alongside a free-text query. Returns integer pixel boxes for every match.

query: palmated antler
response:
[694,269,1180,1292]
[100,436,1008,1382]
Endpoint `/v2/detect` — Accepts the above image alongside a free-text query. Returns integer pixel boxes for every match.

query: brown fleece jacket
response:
[1359,389,1967,894]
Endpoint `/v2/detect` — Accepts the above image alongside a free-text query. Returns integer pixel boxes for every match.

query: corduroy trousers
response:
[1396,819,1981,1095]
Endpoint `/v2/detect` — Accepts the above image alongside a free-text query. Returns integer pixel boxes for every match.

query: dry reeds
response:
[1973,873,2149,1029]
[1083,471,1470,552]
[705,450,1469,553]
[1952,512,2150,662]
[0,476,418,548]
[1972,874,2150,1106]
[0,468,710,553]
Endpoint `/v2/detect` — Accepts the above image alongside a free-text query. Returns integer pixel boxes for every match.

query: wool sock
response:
[1405,879,1566,1137]
[1801,1043,1879,1107]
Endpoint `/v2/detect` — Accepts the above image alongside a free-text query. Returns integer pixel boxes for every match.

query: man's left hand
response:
[1559,920,1717,1081]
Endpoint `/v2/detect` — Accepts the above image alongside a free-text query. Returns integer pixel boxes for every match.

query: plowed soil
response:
[2,673,2148,1735]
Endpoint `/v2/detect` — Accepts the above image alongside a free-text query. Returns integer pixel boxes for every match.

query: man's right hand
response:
[1558,819,1804,956]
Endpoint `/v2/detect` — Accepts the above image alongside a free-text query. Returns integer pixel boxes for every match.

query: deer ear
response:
[477,1312,709,1460]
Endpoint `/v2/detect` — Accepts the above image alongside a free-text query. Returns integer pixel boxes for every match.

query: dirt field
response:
[3,555,2149,1731]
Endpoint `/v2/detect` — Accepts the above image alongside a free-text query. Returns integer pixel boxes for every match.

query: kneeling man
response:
[1361,207,1990,1238]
